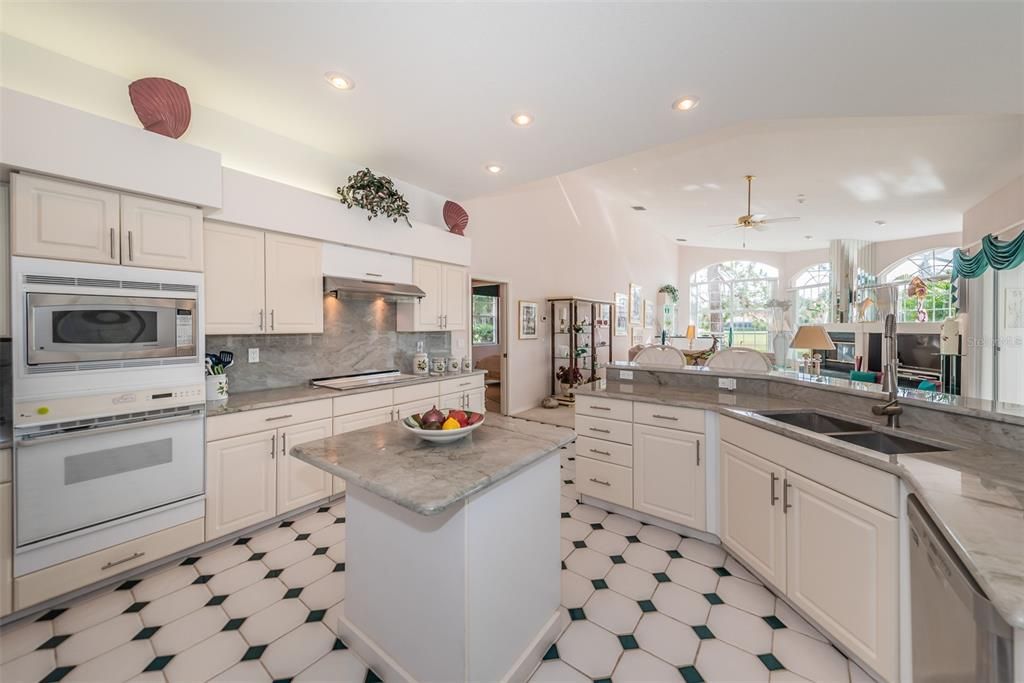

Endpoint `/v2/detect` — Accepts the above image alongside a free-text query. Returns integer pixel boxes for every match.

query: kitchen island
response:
[291,414,574,683]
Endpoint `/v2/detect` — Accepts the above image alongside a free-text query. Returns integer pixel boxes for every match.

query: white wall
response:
[464,174,679,414]
[962,175,1024,246]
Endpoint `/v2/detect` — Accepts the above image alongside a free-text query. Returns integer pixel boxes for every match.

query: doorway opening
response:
[470,279,508,414]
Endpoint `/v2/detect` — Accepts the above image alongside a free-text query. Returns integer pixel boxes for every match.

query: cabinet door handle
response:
[265,414,293,422]
[696,440,701,467]
[588,427,610,434]
[110,228,116,260]
[443,315,448,328]
[270,309,275,330]
[127,231,134,261]
[589,477,611,487]
[271,434,277,459]
[281,433,286,457]
[365,272,383,278]
[652,414,678,421]
[589,405,611,411]
[783,479,792,513]
[102,552,145,571]
[259,309,265,331]
[589,448,611,456]
[770,473,779,506]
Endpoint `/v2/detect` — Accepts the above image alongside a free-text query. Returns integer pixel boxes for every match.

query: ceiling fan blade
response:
[759,216,801,224]
[709,223,743,228]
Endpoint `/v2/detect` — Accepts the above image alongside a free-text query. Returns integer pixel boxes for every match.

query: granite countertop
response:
[578,381,1024,629]
[206,370,488,417]
[290,414,574,516]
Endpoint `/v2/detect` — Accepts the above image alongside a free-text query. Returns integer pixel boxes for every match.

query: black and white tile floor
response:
[0,435,872,682]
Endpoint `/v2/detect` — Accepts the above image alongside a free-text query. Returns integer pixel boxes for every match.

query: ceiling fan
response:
[710,175,801,243]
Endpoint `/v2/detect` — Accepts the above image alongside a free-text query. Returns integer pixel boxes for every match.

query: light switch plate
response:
[248,348,260,363]
[619,370,634,380]
[718,377,737,391]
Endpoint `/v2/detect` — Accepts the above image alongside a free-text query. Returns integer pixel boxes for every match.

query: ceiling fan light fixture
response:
[672,96,700,112]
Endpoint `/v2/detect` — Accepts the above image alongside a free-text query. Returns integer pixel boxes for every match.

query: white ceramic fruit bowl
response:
[400,415,485,444]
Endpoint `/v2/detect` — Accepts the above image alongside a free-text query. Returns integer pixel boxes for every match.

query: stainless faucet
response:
[872,313,902,428]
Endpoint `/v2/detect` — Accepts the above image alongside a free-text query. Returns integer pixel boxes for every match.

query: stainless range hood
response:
[323,276,425,302]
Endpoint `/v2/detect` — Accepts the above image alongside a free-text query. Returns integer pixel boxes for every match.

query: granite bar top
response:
[206,370,487,417]
[608,360,1024,426]
[578,381,1024,629]
[290,414,574,516]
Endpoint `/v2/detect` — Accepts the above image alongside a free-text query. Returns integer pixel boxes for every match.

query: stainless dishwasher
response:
[909,496,1014,682]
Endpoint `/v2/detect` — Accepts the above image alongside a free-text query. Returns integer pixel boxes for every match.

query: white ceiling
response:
[571,115,1024,250]
[2,1,1022,202]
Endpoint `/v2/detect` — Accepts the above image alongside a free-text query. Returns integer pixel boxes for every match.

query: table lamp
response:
[685,324,697,349]
[789,325,834,375]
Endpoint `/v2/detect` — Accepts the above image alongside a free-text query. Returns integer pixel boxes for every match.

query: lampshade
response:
[685,324,697,341]
[789,325,835,351]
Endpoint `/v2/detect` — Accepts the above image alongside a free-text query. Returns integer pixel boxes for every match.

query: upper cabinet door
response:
[633,424,705,530]
[411,259,443,331]
[120,194,203,271]
[322,242,412,283]
[11,172,120,264]
[720,442,787,589]
[204,222,266,335]
[265,232,324,334]
[442,264,468,331]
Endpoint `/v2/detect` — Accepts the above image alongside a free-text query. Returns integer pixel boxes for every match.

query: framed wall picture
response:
[630,327,645,347]
[629,283,643,326]
[596,303,611,327]
[644,299,655,328]
[518,301,539,339]
[614,292,628,336]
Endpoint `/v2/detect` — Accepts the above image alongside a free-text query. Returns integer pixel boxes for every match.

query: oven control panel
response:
[14,383,206,426]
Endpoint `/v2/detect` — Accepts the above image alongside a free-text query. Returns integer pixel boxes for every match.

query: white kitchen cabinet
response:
[0,184,9,338]
[120,194,203,271]
[0,482,11,617]
[204,222,267,335]
[466,387,485,413]
[11,172,120,265]
[265,232,324,334]
[720,442,787,588]
[206,430,278,539]
[397,259,467,331]
[439,388,485,413]
[333,406,393,434]
[395,398,441,421]
[785,471,898,682]
[633,424,705,530]
[322,242,412,283]
[277,418,334,514]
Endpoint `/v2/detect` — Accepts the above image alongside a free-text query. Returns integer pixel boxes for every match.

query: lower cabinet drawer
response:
[576,457,633,508]
[14,519,205,610]
[393,381,439,404]
[633,402,704,433]
[208,399,332,441]
[439,374,484,395]
[576,414,632,445]
[575,436,633,468]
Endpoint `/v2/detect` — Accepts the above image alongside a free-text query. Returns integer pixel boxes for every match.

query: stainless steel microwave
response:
[26,293,197,366]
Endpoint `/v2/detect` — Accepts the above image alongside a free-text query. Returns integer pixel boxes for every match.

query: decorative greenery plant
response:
[337,168,412,227]
[658,284,679,303]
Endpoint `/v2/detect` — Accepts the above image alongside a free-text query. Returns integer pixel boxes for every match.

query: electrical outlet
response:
[248,348,260,363]
[619,370,634,380]
[718,377,737,391]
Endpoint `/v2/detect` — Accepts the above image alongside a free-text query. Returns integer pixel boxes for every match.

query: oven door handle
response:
[14,410,204,447]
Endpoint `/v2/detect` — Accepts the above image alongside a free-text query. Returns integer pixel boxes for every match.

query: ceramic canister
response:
[431,356,447,375]
[413,351,429,375]
[447,356,460,373]
[462,357,472,372]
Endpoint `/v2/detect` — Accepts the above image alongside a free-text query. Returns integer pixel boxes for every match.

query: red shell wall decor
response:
[128,78,192,139]
[443,200,469,236]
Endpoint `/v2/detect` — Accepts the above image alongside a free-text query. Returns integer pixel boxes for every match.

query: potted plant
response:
[337,168,412,227]
[556,365,584,397]
[658,284,679,303]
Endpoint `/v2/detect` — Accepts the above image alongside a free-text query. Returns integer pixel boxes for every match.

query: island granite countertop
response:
[577,381,1024,629]
[290,413,574,516]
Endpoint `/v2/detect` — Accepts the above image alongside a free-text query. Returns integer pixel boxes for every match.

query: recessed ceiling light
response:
[804,235,814,240]
[631,205,647,211]
[874,220,887,226]
[324,72,354,90]
[485,164,503,174]
[511,113,533,127]
[672,96,700,112]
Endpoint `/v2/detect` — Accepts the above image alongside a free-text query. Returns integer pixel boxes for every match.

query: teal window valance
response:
[951,229,1024,281]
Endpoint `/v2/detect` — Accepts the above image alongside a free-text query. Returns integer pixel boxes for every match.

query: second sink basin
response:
[831,431,949,454]
[759,411,868,434]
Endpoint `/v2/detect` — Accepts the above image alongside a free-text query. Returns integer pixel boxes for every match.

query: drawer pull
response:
[102,552,145,571]
[589,448,612,456]
[588,427,611,434]
[365,272,383,277]
[770,472,779,506]
[652,414,678,421]
[265,414,293,422]
[589,405,611,411]
[589,477,611,487]
[459,382,471,387]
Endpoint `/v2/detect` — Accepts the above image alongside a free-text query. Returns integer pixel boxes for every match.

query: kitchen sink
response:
[830,431,949,454]
[758,411,869,434]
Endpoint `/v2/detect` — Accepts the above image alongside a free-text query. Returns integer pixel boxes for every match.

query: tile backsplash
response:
[208,297,450,392]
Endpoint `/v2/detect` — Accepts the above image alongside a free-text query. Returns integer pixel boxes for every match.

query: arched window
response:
[689,261,779,351]
[882,247,955,322]
[792,263,832,325]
